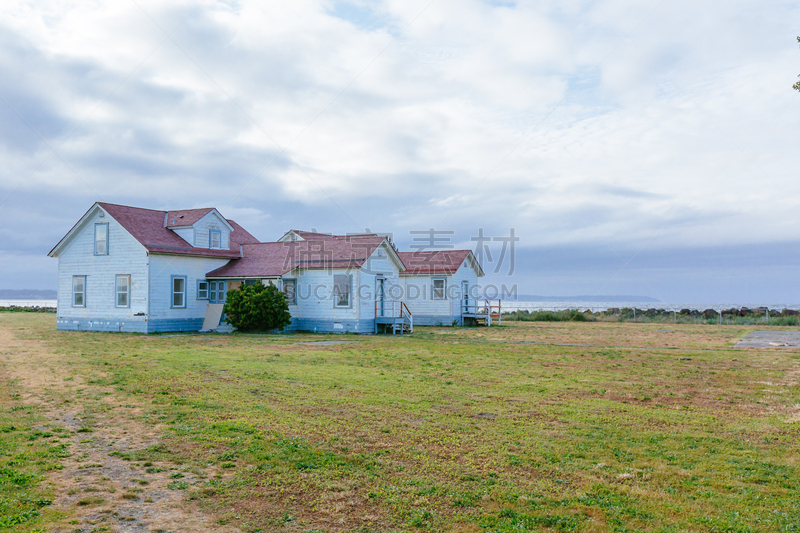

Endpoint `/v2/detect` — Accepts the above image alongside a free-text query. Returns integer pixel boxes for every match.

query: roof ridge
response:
[98,202,166,213]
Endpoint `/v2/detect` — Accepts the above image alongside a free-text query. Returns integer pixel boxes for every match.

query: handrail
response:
[461,299,502,325]
[375,300,413,320]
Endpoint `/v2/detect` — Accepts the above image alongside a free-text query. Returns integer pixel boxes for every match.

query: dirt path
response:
[0,322,241,533]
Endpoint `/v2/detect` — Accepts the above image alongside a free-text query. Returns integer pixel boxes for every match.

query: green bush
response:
[503,309,587,322]
[223,282,292,332]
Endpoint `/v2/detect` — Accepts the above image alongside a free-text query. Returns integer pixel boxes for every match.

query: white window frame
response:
[115,275,130,308]
[94,223,109,255]
[72,275,86,307]
[171,276,187,308]
[197,280,209,300]
[333,274,351,308]
[209,230,221,249]
[432,278,447,300]
[282,278,297,304]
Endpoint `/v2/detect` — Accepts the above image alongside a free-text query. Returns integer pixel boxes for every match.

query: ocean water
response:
[502,301,800,312]
[0,299,57,308]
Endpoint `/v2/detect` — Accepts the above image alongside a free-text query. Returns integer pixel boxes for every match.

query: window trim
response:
[171,275,187,309]
[209,230,222,249]
[115,274,131,308]
[208,280,226,303]
[282,278,297,305]
[197,279,209,300]
[333,274,352,308]
[432,278,447,300]
[94,223,109,256]
[72,275,86,308]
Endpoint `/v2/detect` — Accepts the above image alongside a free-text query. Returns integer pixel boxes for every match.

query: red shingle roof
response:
[98,202,257,258]
[206,237,386,278]
[165,208,215,227]
[396,250,471,275]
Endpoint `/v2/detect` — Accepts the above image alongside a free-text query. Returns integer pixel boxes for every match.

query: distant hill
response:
[515,295,660,303]
[0,289,57,300]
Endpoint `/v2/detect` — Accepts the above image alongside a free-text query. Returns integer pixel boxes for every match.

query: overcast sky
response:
[1,0,799,303]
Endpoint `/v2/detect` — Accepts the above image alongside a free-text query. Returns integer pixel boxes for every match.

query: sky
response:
[1,0,799,303]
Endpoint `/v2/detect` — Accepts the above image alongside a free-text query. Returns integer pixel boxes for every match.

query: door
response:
[376,277,385,317]
[462,280,469,314]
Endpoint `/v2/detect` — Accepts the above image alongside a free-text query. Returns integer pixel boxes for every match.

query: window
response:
[197,280,209,300]
[282,279,296,304]
[171,276,186,308]
[432,278,446,300]
[209,281,226,303]
[94,223,108,255]
[115,275,130,307]
[244,279,258,286]
[333,275,351,307]
[210,230,221,249]
[72,276,86,307]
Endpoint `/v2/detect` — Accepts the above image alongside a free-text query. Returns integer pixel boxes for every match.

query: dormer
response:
[165,208,234,250]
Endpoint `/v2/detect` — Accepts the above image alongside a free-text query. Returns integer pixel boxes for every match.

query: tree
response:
[223,282,292,332]
[795,37,800,92]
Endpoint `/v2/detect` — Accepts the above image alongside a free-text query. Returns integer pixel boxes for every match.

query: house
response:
[48,202,259,333]
[396,250,484,326]
[48,203,490,334]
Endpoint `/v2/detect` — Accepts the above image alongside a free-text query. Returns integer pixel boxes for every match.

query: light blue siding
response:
[56,207,149,325]
[402,260,481,325]
[148,254,229,323]
[193,212,231,250]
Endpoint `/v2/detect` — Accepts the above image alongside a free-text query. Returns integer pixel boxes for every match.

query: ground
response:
[1,314,799,532]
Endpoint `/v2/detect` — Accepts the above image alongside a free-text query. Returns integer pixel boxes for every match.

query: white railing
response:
[375,300,413,333]
[462,299,502,326]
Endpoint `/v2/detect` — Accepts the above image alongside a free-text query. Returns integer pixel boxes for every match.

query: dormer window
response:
[210,230,221,249]
[94,223,108,255]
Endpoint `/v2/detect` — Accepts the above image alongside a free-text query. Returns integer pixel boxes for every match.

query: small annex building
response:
[48,203,488,334]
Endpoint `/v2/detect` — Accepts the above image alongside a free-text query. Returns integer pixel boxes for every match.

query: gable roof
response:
[278,229,380,242]
[165,208,214,227]
[206,236,393,278]
[48,202,259,258]
[397,250,483,276]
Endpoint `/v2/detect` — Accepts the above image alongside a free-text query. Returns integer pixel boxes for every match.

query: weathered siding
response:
[172,227,194,245]
[56,208,149,331]
[193,212,231,250]
[148,254,230,329]
[402,261,480,325]
[358,244,404,326]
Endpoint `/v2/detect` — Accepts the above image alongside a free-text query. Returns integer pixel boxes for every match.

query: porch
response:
[462,299,502,326]
[375,301,413,334]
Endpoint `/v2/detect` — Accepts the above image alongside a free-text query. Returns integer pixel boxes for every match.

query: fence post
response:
[673,309,676,324]
[633,308,636,324]
[718,309,721,326]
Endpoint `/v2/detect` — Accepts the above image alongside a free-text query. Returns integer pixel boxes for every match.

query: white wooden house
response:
[49,204,489,334]
[48,202,258,333]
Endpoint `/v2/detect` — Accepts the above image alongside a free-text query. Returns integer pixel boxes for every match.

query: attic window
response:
[210,230,221,249]
[94,223,108,255]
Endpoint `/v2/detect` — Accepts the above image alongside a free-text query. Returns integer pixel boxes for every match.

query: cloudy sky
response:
[1,0,799,303]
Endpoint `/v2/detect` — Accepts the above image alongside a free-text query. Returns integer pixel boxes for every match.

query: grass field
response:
[1,314,800,532]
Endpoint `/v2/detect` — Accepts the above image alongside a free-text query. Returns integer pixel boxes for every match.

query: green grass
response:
[0,374,62,530]
[5,314,800,532]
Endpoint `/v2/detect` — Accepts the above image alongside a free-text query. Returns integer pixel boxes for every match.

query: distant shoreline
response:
[514,295,660,303]
[0,289,57,300]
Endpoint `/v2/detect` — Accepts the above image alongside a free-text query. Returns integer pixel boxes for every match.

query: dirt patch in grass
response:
[0,315,241,532]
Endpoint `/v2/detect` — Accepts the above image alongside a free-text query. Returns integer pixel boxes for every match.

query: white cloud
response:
[1,0,799,297]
